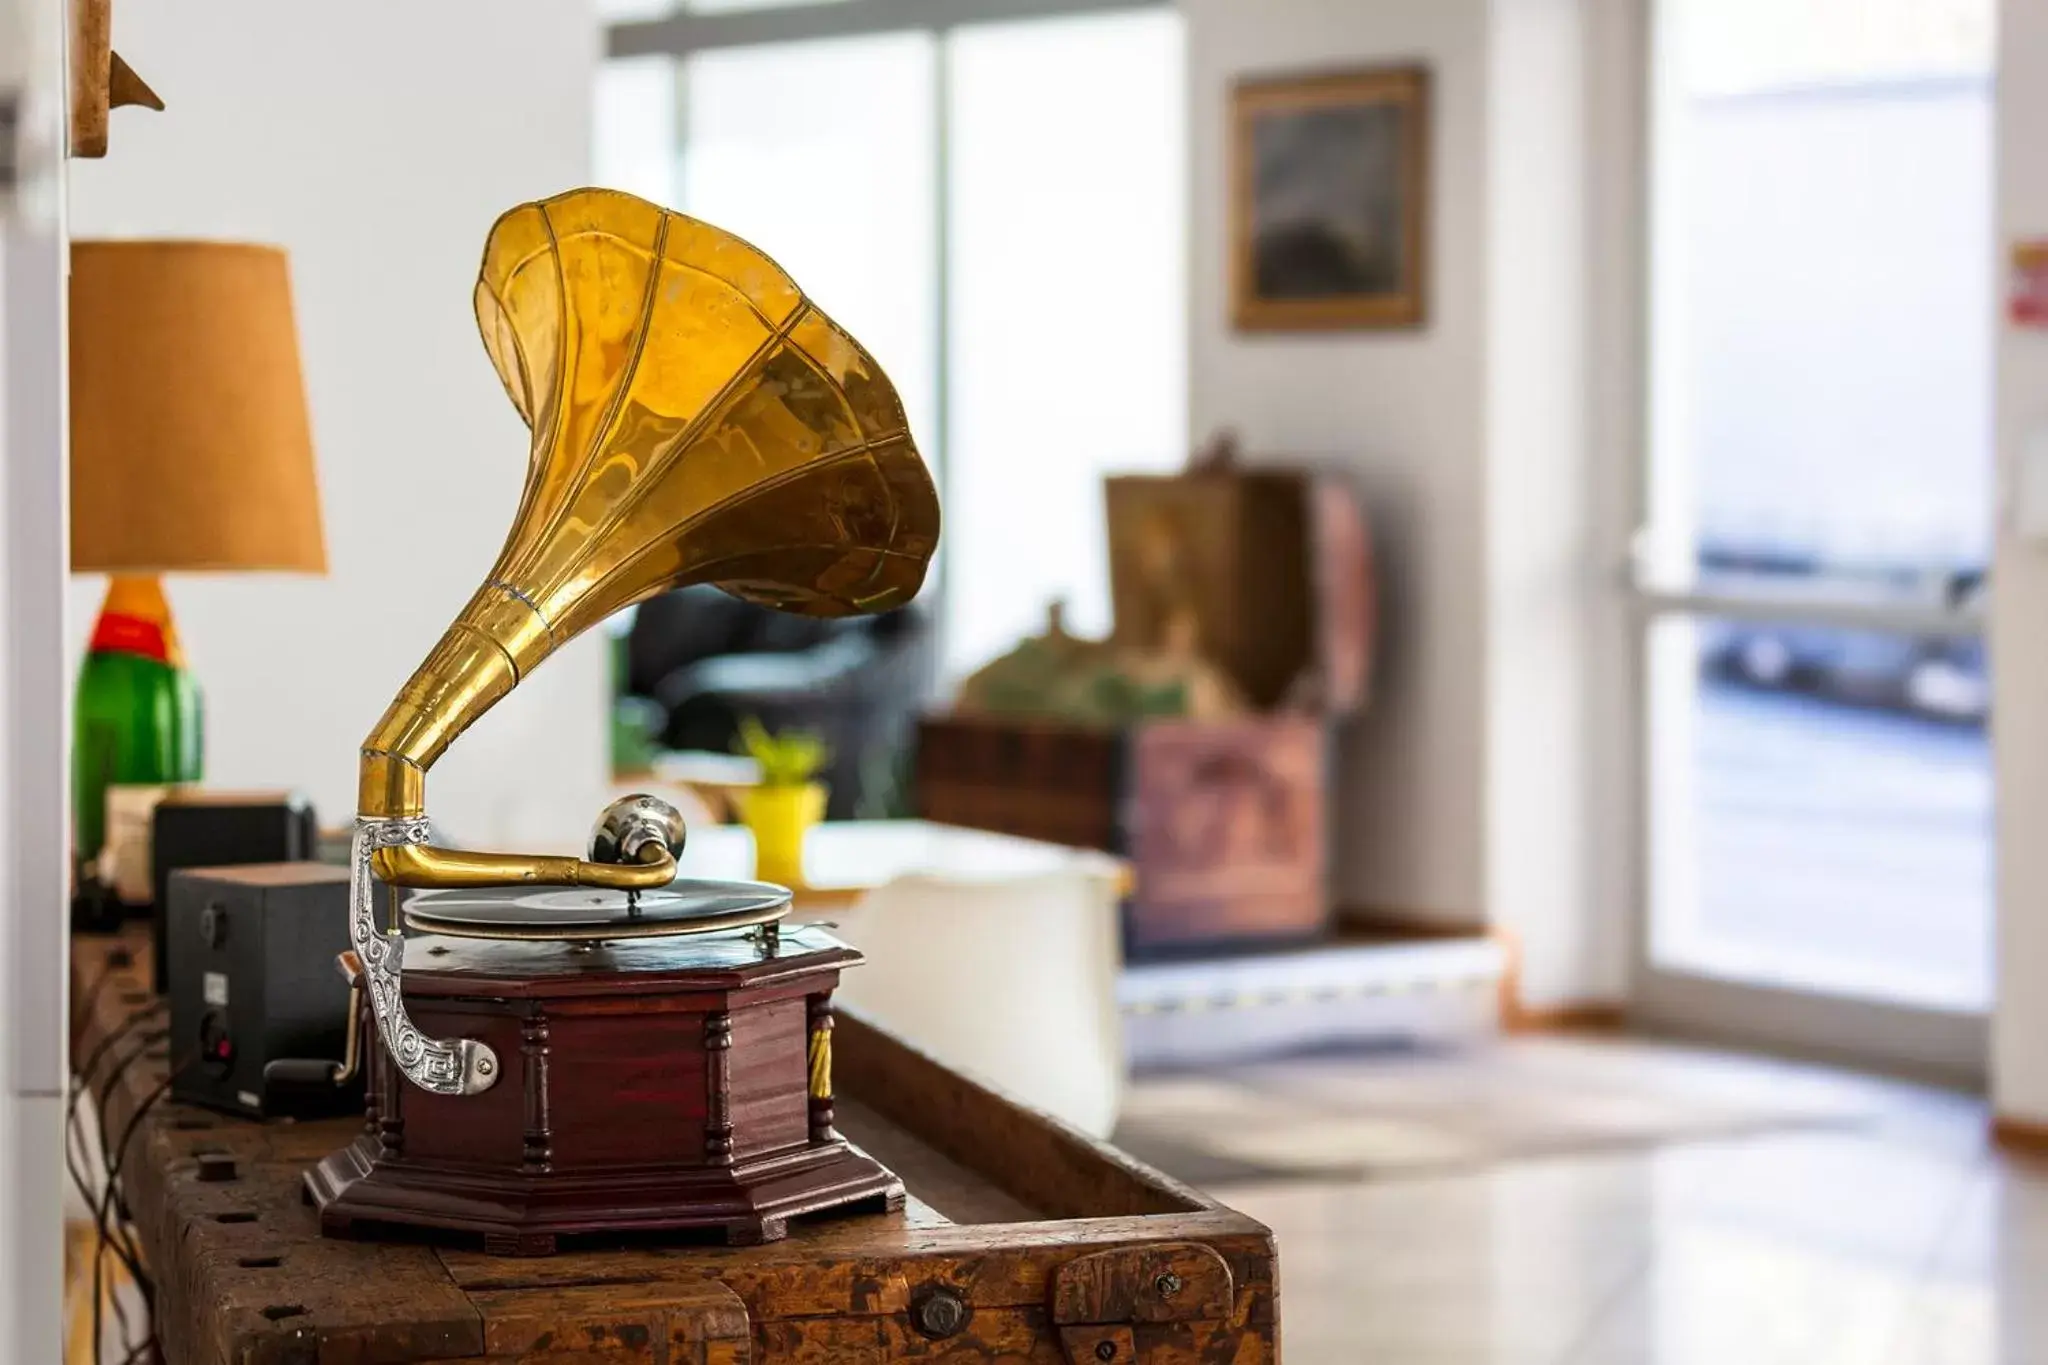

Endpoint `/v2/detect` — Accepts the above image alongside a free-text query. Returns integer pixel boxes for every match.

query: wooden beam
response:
[67,0,108,157]
[67,0,160,158]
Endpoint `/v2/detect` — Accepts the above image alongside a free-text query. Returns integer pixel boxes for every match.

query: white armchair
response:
[827,869,1126,1138]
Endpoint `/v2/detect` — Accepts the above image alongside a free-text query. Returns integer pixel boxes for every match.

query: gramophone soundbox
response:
[307,893,903,1255]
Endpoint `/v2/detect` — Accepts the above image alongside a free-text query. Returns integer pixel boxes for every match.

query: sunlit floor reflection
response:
[1134,1035,2016,1364]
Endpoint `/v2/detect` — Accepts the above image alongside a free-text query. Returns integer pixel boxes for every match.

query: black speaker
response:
[165,863,362,1118]
[151,791,317,993]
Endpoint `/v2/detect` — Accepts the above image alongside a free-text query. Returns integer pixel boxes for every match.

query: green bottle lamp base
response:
[73,573,204,908]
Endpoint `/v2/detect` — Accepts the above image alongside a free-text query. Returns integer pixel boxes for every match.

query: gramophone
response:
[305,188,939,1253]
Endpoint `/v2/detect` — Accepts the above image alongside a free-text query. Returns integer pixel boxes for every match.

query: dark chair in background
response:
[624,585,934,819]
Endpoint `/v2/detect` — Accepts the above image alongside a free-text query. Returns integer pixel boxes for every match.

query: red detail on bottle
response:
[89,612,172,663]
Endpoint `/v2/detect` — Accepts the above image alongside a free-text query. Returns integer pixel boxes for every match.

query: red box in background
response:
[915,712,1328,957]
[1124,716,1327,953]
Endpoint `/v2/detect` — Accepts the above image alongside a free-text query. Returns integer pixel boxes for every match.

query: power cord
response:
[72,1079,150,1359]
[70,947,128,1039]
[74,1010,165,1268]
[68,1112,139,1359]
[92,1051,194,1365]
[69,996,164,1358]
[69,948,159,1364]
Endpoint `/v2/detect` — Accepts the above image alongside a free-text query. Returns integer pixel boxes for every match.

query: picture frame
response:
[1230,64,1431,332]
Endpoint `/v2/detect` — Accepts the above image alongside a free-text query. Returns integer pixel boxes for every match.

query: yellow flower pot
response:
[742,781,827,888]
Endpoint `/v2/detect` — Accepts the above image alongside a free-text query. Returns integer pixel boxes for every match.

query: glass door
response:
[1634,0,1996,1077]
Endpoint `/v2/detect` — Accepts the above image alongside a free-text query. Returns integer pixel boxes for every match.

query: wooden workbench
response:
[71,933,1276,1363]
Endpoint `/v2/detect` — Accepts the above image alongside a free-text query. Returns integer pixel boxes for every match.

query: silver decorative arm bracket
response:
[349,816,499,1096]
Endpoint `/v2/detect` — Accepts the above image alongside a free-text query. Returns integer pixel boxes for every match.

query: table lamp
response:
[69,241,326,902]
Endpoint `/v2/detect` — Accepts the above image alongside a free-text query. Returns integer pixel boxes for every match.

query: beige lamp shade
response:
[69,241,326,573]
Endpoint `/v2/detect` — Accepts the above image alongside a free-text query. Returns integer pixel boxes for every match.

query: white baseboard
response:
[1120,935,1507,1070]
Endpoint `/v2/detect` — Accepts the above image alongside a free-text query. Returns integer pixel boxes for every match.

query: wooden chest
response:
[916,712,1329,956]
[73,934,1278,1364]
[1104,467,1375,716]
[919,462,1367,957]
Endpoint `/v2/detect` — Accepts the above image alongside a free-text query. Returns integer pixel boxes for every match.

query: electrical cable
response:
[73,979,169,1359]
[70,950,124,1040]
[74,1001,166,1103]
[86,1207,140,1361]
[80,1013,168,1295]
[71,1080,146,1356]
[69,994,165,1357]
[76,1045,162,1362]
[93,1052,193,1365]
[71,945,153,1361]
[70,1012,162,1210]
[90,1117,161,1323]
[67,953,141,1353]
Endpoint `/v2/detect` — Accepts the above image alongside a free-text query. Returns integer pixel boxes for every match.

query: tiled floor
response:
[1127,1035,2043,1364]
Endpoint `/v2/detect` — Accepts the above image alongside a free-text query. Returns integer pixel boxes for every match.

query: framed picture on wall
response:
[1231,64,1430,331]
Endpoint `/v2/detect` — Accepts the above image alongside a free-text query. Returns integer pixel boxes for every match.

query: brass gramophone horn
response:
[349,188,939,1096]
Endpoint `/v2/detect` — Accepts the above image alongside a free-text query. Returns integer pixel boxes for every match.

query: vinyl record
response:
[402,878,790,941]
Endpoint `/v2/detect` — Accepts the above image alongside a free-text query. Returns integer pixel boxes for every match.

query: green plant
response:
[608,632,661,776]
[735,716,830,787]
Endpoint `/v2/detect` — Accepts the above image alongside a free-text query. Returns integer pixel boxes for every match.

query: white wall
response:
[67,2,603,851]
[1184,0,1493,925]
[1183,0,1624,1009]
[1992,0,2048,1122]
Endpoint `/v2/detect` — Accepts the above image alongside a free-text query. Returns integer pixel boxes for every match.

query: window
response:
[943,11,1187,675]
[677,32,941,467]
[595,1,1186,684]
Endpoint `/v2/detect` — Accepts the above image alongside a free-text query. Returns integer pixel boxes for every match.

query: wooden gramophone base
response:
[310,926,904,1254]
[308,1130,902,1252]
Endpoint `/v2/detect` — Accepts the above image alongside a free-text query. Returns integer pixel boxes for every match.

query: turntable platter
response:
[402,879,790,941]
